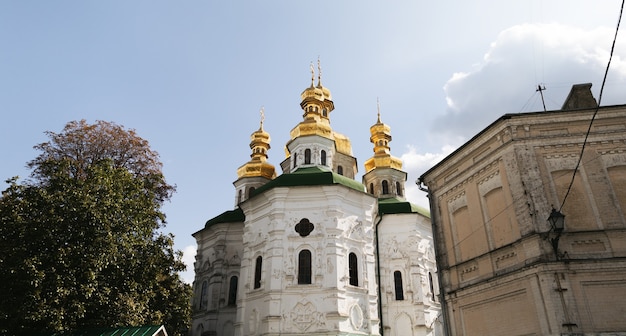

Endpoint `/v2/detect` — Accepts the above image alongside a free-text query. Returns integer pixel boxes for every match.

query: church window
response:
[228,276,238,306]
[348,252,358,286]
[200,281,208,310]
[396,181,402,196]
[382,180,389,194]
[322,108,327,117]
[298,250,312,284]
[237,189,242,204]
[254,256,262,289]
[248,187,256,198]
[305,149,311,164]
[295,218,314,237]
[321,150,327,165]
[369,183,374,194]
[429,272,436,301]
[394,271,404,300]
[293,153,297,169]
[337,165,343,175]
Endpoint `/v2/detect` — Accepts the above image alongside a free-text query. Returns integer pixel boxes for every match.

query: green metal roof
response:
[203,207,245,229]
[56,325,167,336]
[251,166,366,196]
[378,197,430,217]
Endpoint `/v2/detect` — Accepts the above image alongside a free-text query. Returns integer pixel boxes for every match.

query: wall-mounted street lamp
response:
[547,208,565,260]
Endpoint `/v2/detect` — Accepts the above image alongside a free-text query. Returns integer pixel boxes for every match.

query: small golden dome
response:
[364,102,403,173]
[237,108,276,179]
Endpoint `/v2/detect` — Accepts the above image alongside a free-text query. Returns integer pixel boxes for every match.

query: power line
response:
[559,0,624,211]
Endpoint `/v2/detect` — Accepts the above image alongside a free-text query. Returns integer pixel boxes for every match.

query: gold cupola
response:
[364,102,403,173]
[236,108,276,180]
[289,60,335,142]
[279,61,358,178]
[362,100,407,197]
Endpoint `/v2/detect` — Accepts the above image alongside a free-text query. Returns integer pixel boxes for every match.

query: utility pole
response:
[536,84,547,112]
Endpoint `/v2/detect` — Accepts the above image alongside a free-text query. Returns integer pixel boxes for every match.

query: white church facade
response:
[191,66,441,336]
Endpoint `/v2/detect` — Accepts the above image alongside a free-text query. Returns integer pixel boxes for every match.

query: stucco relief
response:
[349,304,364,330]
[385,238,407,259]
[246,231,268,248]
[229,253,240,266]
[248,308,259,335]
[342,216,372,242]
[283,300,327,332]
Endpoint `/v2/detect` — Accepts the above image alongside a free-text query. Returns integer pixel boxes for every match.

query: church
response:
[191,64,441,336]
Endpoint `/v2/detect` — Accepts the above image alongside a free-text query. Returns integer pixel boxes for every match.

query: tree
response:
[0,120,191,335]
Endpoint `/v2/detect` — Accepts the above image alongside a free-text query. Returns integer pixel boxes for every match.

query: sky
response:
[1,1,625,284]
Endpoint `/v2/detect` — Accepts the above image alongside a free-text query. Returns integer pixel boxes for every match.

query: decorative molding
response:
[440,158,502,199]
[571,239,607,253]
[459,261,479,281]
[283,300,327,332]
[495,250,518,270]
[349,304,364,330]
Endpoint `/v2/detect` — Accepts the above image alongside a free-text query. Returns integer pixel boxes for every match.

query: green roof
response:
[378,197,430,217]
[56,325,167,336]
[204,207,245,229]
[252,166,366,195]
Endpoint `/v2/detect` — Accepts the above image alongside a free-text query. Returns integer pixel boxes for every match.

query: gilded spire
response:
[259,106,265,130]
[377,97,381,123]
[317,57,322,87]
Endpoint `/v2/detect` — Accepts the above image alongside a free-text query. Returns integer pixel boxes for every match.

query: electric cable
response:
[559,0,624,211]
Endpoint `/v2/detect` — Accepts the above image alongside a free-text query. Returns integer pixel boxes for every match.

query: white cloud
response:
[401,144,457,210]
[180,244,197,284]
[433,23,626,144]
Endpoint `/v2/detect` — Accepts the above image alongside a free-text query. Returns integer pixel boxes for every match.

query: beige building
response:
[419,84,626,336]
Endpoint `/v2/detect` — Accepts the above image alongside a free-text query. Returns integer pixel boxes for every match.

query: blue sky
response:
[2,1,625,283]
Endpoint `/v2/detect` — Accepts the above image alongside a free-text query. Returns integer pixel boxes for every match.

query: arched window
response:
[348,253,358,286]
[304,149,311,164]
[429,272,435,301]
[228,276,238,306]
[254,256,262,289]
[322,108,328,117]
[298,250,312,284]
[337,165,343,175]
[394,271,404,300]
[200,281,208,310]
[248,187,256,198]
[396,181,402,196]
[382,180,389,194]
[369,183,374,194]
[237,189,242,204]
[293,153,298,169]
[321,150,327,166]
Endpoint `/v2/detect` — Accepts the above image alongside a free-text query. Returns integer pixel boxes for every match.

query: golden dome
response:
[237,108,276,179]
[364,105,402,173]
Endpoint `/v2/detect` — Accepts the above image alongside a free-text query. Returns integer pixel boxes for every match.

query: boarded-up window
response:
[453,206,474,261]
[608,165,626,216]
[484,187,517,248]
[552,169,596,230]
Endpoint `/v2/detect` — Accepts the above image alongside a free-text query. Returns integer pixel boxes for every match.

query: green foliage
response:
[0,121,190,335]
